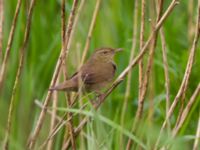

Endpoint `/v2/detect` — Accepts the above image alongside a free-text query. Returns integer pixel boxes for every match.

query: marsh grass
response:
[0,0,200,150]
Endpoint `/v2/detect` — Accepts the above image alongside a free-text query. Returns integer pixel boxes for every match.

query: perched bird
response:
[49,47,122,93]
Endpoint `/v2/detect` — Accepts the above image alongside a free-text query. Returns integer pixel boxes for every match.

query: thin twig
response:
[62,117,89,149]
[59,0,77,149]
[155,0,200,148]
[3,0,36,149]
[188,0,195,43]
[172,83,200,137]
[35,100,61,122]
[67,0,85,51]
[39,113,69,150]
[47,1,68,148]
[160,28,171,130]
[126,1,164,149]
[27,0,79,149]
[138,0,146,109]
[34,99,88,130]
[136,0,164,120]
[115,0,178,95]
[41,94,91,149]
[38,102,88,150]
[64,1,179,149]
[159,83,200,150]
[77,43,85,149]
[176,0,200,127]
[0,0,4,61]
[47,84,59,150]
[120,0,138,148]
[80,0,101,65]
[61,0,66,45]
[193,111,200,150]
[0,0,22,89]
[65,95,76,150]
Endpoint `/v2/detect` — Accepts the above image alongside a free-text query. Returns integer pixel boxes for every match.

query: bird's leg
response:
[94,90,103,97]
[89,90,105,108]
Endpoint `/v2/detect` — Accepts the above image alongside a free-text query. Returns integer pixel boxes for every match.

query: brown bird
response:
[49,47,122,93]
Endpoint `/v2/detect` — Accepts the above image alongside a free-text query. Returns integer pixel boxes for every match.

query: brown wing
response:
[80,62,116,85]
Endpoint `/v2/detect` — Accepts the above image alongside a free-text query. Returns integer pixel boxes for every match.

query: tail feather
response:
[49,79,77,91]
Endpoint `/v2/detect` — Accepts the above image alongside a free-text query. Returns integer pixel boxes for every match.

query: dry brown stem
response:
[61,0,84,143]
[172,83,200,137]
[65,96,76,150]
[126,0,146,149]
[0,0,3,61]
[68,0,85,51]
[47,1,67,148]
[61,0,66,45]
[175,0,196,127]
[193,111,200,150]
[188,0,195,43]
[38,103,88,149]
[160,28,171,129]
[3,0,36,149]
[138,0,146,106]
[35,100,62,122]
[60,0,76,149]
[27,0,79,149]
[120,0,138,148]
[47,89,58,150]
[64,0,178,149]
[155,1,200,148]
[80,0,101,65]
[126,1,165,149]
[136,0,164,120]
[176,1,200,126]
[0,0,22,89]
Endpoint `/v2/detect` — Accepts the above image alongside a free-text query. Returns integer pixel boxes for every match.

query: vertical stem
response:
[120,0,138,148]
[126,0,146,147]
[127,0,165,149]
[0,0,22,89]
[77,42,85,149]
[175,0,200,126]
[137,0,163,120]
[27,0,79,149]
[148,67,155,122]
[47,0,67,149]
[65,98,76,150]
[188,0,194,43]
[193,111,200,150]
[61,0,76,149]
[47,89,58,150]
[160,28,171,129]
[80,0,101,65]
[155,0,200,147]
[61,0,66,45]
[0,0,4,62]
[3,0,36,149]
[172,83,200,137]
[138,0,146,105]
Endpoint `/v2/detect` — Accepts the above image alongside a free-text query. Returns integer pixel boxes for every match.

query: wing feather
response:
[80,62,116,85]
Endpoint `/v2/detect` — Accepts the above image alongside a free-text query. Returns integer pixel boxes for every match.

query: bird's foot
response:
[89,93,105,108]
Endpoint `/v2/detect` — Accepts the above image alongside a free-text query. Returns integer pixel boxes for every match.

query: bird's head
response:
[92,47,123,62]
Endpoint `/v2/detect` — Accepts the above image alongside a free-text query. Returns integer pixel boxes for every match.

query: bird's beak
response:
[115,48,123,52]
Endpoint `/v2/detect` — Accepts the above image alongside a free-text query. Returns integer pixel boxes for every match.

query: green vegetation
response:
[0,0,200,149]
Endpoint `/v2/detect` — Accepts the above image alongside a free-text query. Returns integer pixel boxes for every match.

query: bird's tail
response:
[49,79,77,91]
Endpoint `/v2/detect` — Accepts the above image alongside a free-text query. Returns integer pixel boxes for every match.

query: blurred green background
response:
[0,0,200,149]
